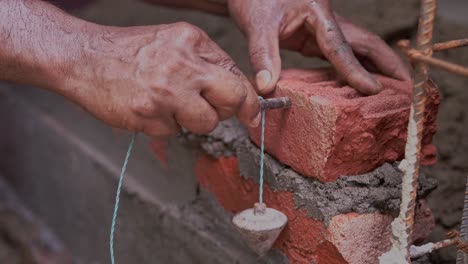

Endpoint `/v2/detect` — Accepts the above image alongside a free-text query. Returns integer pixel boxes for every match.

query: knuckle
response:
[249,46,269,62]
[174,21,193,31]
[166,57,202,82]
[203,116,219,133]
[217,58,241,76]
[197,112,219,134]
[131,98,159,117]
[229,83,248,106]
[324,40,351,58]
[174,22,203,40]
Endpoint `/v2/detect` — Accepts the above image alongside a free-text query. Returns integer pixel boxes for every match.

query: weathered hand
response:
[67,22,260,137]
[228,0,411,95]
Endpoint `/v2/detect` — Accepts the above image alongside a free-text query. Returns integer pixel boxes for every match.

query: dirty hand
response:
[228,0,411,95]
[69,23,260,136]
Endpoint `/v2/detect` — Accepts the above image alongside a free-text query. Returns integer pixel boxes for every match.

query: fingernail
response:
[375,80,384,93]
[366,74,383,95]
[250,112,261,128]
[256,70,272,93]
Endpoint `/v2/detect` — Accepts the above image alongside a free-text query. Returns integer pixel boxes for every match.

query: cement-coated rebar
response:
[379,0,436,262]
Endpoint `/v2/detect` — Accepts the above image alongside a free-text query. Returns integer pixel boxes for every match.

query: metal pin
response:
[259,97,291,110]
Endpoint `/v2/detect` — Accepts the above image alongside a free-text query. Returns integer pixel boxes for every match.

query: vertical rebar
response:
[457,175,468,264]
[379,0,436,263]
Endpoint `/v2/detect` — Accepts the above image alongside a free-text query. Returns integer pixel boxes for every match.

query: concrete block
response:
[248,68,440,181]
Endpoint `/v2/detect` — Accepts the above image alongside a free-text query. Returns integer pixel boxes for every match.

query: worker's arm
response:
[145,0,411,95]
[0,0,260,137]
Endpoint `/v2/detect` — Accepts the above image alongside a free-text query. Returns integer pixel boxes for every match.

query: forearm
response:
[143,0,229,16]
[0,0,96,95]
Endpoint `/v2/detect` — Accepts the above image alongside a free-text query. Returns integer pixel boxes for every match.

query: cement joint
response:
[236,139,437,225]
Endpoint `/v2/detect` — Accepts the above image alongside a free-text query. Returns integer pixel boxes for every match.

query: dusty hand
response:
[228,0,411,95]
[66,22,260,137]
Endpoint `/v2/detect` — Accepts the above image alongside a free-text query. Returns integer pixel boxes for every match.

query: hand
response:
[63,22,260,137]
[228,0,411,95]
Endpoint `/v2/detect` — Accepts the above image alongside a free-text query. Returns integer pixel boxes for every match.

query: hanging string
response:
[110,132,137,264]
[109,97,269,261]
[258,97,266,204]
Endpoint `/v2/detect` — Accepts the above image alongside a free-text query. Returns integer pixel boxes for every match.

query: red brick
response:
[248,68,439,181]
[195,155,345,264]
[195,155,435,264]
[328,202,434,264]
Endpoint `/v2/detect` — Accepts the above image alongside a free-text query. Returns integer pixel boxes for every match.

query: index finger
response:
[305,1,383,95]
[197,51,261,127]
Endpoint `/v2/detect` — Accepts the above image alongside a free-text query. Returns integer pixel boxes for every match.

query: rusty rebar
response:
[398,39,468,77]
[411,231,468,259]
[379,0,436,263]
[433,39,468,52]
[408,50,468,77]
[398,38,468,53]
[457,176,468,263]
[259,97,291,110]
[410,238,458,259]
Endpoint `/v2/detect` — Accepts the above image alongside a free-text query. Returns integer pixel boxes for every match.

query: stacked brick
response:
[248,69,440,182]
[153,69,440,263]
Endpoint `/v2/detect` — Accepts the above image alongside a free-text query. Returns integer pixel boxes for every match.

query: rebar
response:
[408,50,468,77]
[410,238,458,259]
[457,176,468,264]
[411,231,468,259]
[433,39,468,52]
[379,0,436,262]
[259,97,291,110]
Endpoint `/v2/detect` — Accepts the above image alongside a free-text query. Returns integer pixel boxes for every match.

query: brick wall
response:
[2,0,462,263]
[142,68,441,263]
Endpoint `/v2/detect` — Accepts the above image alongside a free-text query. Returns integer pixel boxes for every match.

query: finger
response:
[247,28,282,94]
[200,62,260,127]
[237,74,261,128]
[200,63,246,120]
[355,35,411,81]
[336,17,411,81]
[306,3,382,95]
[174,94,219,135]
[198,44,261,127]
[129,95,181,137]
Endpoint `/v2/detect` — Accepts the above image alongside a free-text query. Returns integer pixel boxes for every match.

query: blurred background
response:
[0,0,466,263]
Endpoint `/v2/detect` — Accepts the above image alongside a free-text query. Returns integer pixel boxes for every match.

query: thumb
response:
[248,30,281,94]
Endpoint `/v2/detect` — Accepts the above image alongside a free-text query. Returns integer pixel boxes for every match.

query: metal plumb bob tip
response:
[259,97,291,110]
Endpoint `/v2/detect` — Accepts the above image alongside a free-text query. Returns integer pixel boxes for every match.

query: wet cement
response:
[179,119,248,158]
[237,139,437,224]
[181,119,437,224]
